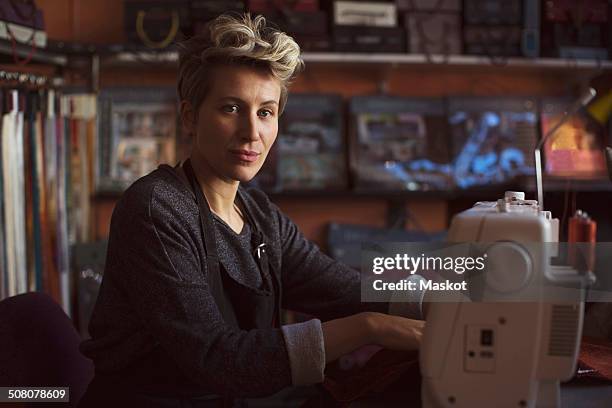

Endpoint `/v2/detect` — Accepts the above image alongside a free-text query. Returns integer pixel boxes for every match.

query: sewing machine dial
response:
[484,242,533,293]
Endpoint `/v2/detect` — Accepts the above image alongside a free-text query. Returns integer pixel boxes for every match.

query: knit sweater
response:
[80,163,424,398]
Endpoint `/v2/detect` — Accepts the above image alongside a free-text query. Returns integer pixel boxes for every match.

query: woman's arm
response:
[272,199,426,322]
[321,312,424,363]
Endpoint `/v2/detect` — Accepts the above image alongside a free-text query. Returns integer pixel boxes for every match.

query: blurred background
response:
[0,0,609,337]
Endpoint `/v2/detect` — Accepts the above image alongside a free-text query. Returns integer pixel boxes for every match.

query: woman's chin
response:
[228,167,259,184]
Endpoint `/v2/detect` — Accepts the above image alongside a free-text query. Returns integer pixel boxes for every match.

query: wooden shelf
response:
[93,178,612,202]
[269,189,454,200]
[0,40,67,66]
[99,50,612,72]
[100,49,178,67]
[93,188,453,200]
[302,53,612,71]
[526,176,612,193]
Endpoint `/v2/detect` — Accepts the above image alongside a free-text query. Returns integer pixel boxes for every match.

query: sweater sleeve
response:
[273,204,389,321]
[281,319,325,385]
[106,182,293,398]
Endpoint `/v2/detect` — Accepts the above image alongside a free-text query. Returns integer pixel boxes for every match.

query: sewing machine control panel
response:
[464,325,497,373]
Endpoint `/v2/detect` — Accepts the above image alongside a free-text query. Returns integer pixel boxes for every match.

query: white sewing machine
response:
[420,191,590,408]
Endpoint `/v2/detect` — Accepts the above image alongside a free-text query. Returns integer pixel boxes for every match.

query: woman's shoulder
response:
[239,185,277,218]
[114,164,196,221]
[240,185,288,231]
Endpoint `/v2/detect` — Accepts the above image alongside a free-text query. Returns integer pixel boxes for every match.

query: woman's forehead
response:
[206,65,281,103]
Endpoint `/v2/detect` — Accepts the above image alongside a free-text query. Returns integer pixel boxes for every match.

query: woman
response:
[79,13,425,407]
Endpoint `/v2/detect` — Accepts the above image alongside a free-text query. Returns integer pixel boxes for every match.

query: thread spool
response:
[568,210,597,272]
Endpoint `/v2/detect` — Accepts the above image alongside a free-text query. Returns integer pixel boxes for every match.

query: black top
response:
[80,164,387,398]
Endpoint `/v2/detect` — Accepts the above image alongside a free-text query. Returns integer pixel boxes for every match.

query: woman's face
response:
[184,65,281,183]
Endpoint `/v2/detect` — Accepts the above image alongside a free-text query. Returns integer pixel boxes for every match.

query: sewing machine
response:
[420,88,605,408]
[420,191,591,408]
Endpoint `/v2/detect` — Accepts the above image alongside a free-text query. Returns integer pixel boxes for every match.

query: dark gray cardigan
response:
[80,164,392,398]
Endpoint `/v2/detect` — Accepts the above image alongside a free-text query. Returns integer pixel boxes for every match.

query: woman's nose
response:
[239,113,260,142]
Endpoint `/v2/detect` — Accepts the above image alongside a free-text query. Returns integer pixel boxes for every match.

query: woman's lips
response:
[229,149,260,163]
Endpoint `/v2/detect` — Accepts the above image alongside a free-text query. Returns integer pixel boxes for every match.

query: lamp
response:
[534,88,597,210]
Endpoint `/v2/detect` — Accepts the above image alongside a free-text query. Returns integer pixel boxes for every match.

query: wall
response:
[36,0,611,246]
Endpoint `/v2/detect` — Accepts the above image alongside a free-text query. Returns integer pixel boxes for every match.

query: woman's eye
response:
[222,104,239,113]
[258,109,273,118]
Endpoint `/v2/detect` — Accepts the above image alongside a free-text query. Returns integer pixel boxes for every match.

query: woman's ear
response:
[180,100,196,137]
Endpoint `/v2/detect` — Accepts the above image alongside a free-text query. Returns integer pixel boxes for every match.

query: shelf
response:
[99,50,612,72]
[269,189,454,200]
[100,50,178,67]
[302,53,612,71]
[93,187,475,201]
[0,40,67,66]
[526,177,612,193]
[93,178,612,202]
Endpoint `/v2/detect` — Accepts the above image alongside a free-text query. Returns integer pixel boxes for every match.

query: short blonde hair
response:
[177,13,304,115]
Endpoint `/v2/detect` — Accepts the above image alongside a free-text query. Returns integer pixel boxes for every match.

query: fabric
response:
[80,163,392,399]
[322,349,420,404]
[577,336,612,382]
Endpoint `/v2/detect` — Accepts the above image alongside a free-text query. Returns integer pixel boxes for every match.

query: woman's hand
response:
[363,312,424,351]
[321,312,424,363]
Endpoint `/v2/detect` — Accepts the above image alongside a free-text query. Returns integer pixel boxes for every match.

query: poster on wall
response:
[97,88,178,192]
[350,96,452,191]
[447,97,538,189]
[248,93,347,192]
[277,94,347,191]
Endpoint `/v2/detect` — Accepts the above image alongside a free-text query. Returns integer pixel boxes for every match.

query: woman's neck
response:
[189,156,240,223]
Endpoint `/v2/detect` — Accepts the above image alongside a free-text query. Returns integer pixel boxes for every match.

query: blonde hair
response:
[177,13,304,114]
